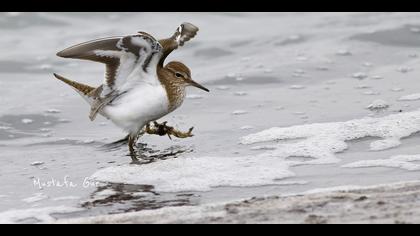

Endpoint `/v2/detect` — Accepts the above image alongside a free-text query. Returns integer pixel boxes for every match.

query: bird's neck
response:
[157,67,186,111]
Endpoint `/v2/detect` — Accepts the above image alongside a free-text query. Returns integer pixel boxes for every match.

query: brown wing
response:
[57,33,162,91]
[158,22,199,67]
[172,22,199,47]
[57,37,121,87]
[57,33,163,121]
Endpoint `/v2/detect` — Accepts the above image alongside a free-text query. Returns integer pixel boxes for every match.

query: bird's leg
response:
[146,121,194,139]
[128,135,139,163]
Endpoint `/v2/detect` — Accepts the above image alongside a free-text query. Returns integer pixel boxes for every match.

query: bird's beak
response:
[189,79,210,92]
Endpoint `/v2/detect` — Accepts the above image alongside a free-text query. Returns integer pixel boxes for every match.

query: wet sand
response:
[58,180,420,224]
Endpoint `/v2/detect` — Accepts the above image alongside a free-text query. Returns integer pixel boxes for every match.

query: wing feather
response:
[158,22,199,66]
[55,24,198,121]
[56,34,162,92]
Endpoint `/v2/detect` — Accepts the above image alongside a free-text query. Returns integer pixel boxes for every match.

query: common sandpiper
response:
[53,22,209,161]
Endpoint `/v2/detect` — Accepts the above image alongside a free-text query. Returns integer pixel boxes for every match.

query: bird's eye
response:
[175,72,182,78]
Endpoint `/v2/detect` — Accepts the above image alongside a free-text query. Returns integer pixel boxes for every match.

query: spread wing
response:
[57,33,162,121]
[57,33,162,93]
[158,22,199,66]
[171,22,199,47]
[56,23,198,121]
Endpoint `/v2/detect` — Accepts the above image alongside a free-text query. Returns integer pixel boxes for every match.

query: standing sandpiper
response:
[53,22,209,161]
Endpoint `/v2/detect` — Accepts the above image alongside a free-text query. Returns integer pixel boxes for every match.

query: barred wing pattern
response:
[57,33,162,92]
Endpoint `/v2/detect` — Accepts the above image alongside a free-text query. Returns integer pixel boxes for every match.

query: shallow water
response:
[1,12,420,223]
[351,24,420,47]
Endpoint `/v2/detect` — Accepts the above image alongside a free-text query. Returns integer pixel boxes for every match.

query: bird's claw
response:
[146,121,194,139]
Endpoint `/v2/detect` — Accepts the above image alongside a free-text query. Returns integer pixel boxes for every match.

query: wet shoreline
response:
[57,180,420,224]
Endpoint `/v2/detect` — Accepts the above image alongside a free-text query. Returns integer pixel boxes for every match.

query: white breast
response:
[103,81,169,134]
[101,53,169,134]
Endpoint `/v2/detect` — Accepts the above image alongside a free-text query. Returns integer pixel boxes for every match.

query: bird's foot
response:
[146,121,194,140]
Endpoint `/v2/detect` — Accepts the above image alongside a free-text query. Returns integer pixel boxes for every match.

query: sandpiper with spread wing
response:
[53,23,209,161]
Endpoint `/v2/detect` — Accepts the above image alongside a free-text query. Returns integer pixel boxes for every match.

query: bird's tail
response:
[53,73,95,105]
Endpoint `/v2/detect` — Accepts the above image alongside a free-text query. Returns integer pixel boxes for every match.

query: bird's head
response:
[164,61,209,92]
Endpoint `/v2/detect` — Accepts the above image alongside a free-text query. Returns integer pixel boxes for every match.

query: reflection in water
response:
[87,140,197,214]
[101,137,193,164]
[81,139,200,215]
[82,183,199,214]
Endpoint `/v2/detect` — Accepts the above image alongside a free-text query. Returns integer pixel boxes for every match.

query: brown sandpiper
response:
[53,22,209,161]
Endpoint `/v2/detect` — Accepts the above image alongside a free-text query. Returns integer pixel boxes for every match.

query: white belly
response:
[103,83,169,133]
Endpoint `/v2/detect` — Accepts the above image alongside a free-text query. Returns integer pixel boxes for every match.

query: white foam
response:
[21,119,33,124]
[370,75,384,80]
[93,110,420,193]
[366,99,389,110]
[292,70,305,77]
[352,72,368,80]
[241,109,420,163]
[0,206,82,224]
[362,90,380,96]
[240,125,255,130]
[362,62,373,67]
[289,85,305,90]
[30,161,44,166]
[58,118,71,123]
[342,154,420,171]
[81,139,95,144]
[45,108,61,114]
[232,110,248,115]
[370,139,401,151]
[92,155,294,192]
[398,93,420,101]
[336,49,352,56]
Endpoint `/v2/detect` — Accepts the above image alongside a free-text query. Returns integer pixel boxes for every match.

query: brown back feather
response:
[53,73,96,96]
